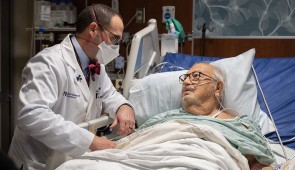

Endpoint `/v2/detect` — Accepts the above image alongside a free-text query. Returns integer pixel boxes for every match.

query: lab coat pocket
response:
[86,96,103,121]
[95,97,103,117]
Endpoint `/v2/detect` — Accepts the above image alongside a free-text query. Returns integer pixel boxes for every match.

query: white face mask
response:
[96,41,120,65]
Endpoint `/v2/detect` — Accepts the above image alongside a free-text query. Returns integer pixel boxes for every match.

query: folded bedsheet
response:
[56,120,249,170]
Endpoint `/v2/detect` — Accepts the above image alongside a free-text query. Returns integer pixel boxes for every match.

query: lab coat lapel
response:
[60,34,90,101]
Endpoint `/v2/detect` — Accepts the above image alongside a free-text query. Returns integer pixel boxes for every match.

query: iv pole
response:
[197,23,214,56]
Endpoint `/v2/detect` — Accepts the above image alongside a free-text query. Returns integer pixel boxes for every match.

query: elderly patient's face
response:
[181,63,217,108]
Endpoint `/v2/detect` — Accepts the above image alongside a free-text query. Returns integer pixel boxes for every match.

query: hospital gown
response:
[139,108,276,166]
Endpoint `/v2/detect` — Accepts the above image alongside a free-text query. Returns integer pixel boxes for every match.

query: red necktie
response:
[87,60,100,85]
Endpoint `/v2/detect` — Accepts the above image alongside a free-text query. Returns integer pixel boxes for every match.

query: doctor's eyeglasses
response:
[98,24,122,45]
[179,71,216,84]
[90,6,122,45]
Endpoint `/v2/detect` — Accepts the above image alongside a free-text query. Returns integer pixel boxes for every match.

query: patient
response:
[139,63,276,170]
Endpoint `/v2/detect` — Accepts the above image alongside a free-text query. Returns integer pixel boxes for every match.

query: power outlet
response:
[136,8,145,23]
[115,79,123,94]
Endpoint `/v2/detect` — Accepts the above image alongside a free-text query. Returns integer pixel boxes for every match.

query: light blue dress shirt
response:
[71,36,90,77]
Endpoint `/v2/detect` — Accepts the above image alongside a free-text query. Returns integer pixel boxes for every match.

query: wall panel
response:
[193,38,295,58]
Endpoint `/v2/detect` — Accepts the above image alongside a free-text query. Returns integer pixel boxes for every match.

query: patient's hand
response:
[110,104,135,135]
[251,165,274,170]
[89,136,116,151]
[246,155,274,170]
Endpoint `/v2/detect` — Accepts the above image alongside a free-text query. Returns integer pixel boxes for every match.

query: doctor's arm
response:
[89,136,116,151]
[99,65,135,135]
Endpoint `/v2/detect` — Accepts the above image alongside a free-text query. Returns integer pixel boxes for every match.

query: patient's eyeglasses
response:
[90,6,122,45]
[179,71,216,84]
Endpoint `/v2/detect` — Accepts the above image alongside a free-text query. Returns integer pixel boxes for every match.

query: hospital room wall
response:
[0,0,33,152]
[92,0,194,55]
[93,0,295,58]
[99,0,295,58]
[0,0,14,153]
[193,38,295,58]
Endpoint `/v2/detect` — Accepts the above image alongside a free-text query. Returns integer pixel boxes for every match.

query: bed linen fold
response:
[56,120,249,170]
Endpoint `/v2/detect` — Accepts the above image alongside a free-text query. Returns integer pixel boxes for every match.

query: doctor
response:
[8,3,135,170]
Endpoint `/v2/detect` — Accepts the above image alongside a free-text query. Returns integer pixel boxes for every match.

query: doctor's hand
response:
[109,104,135,136]
[89,136,116,151]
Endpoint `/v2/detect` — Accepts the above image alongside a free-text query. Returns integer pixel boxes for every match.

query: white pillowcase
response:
[128,48,275,135]
[210,48,274,135]
[129,70,185,126]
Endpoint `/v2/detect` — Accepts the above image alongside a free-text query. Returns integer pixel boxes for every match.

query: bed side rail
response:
[44,115,114,170]
[123,19,160,98]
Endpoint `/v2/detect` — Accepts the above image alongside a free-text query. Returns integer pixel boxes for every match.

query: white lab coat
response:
[8,34,131,170]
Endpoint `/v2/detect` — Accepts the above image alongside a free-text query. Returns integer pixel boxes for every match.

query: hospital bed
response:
[47,19,295,169]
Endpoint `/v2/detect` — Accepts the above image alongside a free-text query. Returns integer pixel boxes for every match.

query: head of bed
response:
[125,19,295,150]
[123,19,161,98]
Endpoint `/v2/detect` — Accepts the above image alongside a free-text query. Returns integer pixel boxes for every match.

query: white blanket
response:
[56,120,250,170]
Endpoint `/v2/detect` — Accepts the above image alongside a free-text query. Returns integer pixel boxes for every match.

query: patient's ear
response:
[215,81,223,97]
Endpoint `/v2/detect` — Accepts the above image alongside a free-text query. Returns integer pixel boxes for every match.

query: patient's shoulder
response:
[217,112,237,119]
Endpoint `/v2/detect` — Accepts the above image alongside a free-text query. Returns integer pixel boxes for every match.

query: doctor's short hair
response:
[76,3,123,34]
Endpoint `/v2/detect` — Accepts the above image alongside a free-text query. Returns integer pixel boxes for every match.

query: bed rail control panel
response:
[79,115,113,135]
[96,125,112,137]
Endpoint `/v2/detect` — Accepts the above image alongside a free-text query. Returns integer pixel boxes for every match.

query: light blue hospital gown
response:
[138,108,276,166]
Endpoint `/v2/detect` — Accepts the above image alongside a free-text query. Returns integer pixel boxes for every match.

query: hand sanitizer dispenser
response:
[161,34,178,57]
[162,6,175,23]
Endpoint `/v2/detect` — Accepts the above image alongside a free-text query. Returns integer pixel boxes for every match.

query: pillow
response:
[129,70,186,126]
[128,48,275,135]
[210,49,274,135]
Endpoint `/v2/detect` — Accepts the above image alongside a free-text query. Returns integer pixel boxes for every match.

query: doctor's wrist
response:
[116,103,134,114]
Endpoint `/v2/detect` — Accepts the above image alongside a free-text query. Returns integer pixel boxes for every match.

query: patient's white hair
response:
[198,61,225,85]
[198,62,226,101]
[211,64,225,85]
[209,63,225,106]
